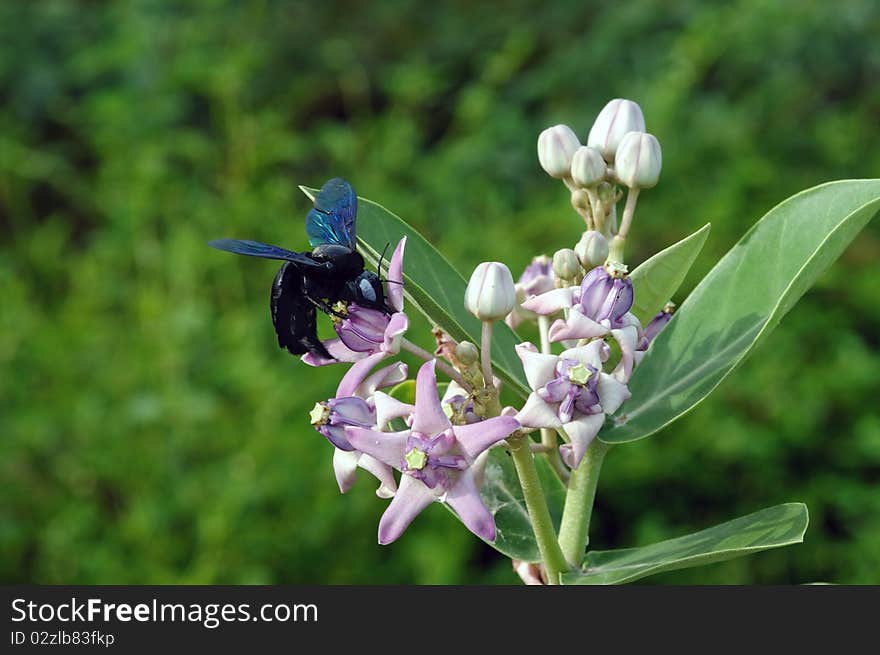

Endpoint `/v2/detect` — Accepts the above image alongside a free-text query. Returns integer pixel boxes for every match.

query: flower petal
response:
[336,351,389,398]
[559,339,608,370]
[548,307,609,342]
[411,359,452,436]
[387,237,407,312]
[361,360,409,397]
[344,427,410,470]
[333,448,360,494]
[445,468,496,542]
[441,379,470,404]
[358,454,398,499]
[559,413,604,469]
[378,474,438,544]
[382,312,409,354]
[520,286,577,315]
[596,373,631,415]
[515,342,559,390]
[301,338,367,366]
[610,325,639,383]
[470,450,491,489]
[373,391,414,430]
[516,392,562,429]
[617,311,642,330]
[513,560,546,585]
[453,416,520,461]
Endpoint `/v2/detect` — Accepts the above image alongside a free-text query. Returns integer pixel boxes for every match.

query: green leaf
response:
[628,223,711,324]
[602,179,880,444]
[301,186,530,398]
[387,380,416,404]
[562,503,809,585]
[475,449,566,562]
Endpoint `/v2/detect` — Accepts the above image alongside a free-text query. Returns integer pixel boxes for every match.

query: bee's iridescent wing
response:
[208,239,320,267]
[305,177,357,249]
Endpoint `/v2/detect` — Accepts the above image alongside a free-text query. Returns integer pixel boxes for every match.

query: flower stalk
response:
[508,433,569,584]
[558,439,611,567]
[401,338,470,390]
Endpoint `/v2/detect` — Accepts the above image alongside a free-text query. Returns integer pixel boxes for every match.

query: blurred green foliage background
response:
[2,0,879,584]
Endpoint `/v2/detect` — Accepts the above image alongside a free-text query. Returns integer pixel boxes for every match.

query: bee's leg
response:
[306,295,346,318]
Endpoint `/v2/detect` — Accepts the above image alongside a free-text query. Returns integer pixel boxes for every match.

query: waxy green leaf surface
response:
[628,223,711,324]
[478,449,566,562]
[562,503,809,584]
[602,180,880,443]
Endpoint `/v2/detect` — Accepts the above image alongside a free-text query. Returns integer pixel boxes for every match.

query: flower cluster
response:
[299,99,672,549]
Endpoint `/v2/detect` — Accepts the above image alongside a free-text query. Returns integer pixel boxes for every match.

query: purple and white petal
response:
[643,310,672,343]
[452,416,520,461]
[360,359,409,397]
[333,448,360,494]
[596,373,631,415]
[520,286,578,315]
[515,342,559,390]
[377,474,438,544]
[373,391,415,430]
[548,307,609,343]
[560,339,607,370]
[441,379,470,404]
[411,359,452,436]
[444,468,496,542]
[516,392,563,429]
[336,351,389,398]
[337,306,390,352]
[301,338,367,366]
[387,237,407,313]
[617,311,642,331]
[610,325,639,383]
[358,454,398,498]
[344,427,411,470]
[559,413,605,469]
[470,450,491,489]
[382,312,409,355]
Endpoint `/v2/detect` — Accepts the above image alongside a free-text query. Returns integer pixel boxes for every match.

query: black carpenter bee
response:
[209,178,391,360]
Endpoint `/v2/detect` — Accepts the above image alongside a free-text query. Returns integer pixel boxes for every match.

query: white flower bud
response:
[587,99,646,163]
[465,262,516,321]
[552,248,581,282]
[575,230,609,269]
[615,131,662,189]
[455,341,479,366]
[570,146,606,187]
[537,124,580,178]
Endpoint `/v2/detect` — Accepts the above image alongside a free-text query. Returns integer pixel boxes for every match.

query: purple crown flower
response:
[520,263,642,382]
[515,340,630,469]
[345,359,520,544]
[311,351,413,498]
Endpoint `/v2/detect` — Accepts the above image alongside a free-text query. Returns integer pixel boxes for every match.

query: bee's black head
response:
[348,270,388,313]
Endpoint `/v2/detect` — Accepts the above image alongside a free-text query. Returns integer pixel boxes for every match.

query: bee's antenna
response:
[385,279,404,285]
[377,242,391,276]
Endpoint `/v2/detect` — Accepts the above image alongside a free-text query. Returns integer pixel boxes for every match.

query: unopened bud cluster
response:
[535,98,663,264]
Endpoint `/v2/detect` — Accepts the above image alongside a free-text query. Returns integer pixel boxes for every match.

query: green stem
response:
[585,187,604,234]
[537,315,569,483]
[508,435,568,584]
[557,439,611,568]
[480,320,494,390]
[400,338,470,390]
